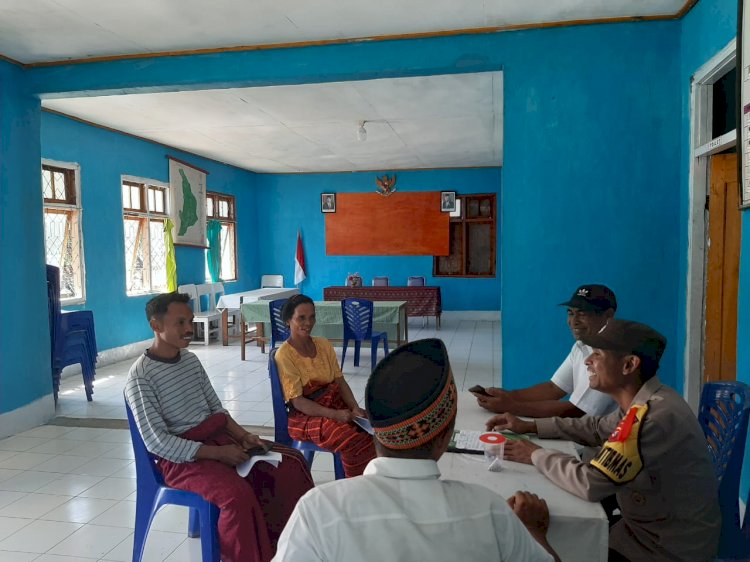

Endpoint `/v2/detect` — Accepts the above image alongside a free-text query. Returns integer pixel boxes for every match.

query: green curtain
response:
[164,218,178,292]
[206,219,222,283]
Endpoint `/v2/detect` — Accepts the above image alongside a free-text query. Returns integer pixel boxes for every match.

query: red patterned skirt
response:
[287,382,376,477]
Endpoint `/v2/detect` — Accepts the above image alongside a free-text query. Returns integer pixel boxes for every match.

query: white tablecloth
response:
[216,288,300,311]
[440,393,608,561]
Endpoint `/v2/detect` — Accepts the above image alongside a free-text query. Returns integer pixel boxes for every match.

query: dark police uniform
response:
[531,377,720,561]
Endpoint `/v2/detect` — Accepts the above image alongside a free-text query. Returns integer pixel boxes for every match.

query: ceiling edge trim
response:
[676,0,700,18]
[0,53,24,67]
[23,8,691,69]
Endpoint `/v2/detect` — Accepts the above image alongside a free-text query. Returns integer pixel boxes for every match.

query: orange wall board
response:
[326,192,449,255]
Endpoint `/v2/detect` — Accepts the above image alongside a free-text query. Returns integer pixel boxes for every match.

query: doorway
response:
[704,153,741,382]
[685,38,738,409]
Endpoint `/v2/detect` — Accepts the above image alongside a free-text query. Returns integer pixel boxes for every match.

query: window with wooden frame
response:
[122,179,169,295]
[205,191,237,282]
[433,193,496,277]
[42,161,85,303]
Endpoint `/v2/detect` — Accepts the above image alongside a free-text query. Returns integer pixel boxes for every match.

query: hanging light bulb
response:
[357,120,367,142]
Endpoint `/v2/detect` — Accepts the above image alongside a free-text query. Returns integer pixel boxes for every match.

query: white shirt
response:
[550,341,617,416]
[273,457,553,562]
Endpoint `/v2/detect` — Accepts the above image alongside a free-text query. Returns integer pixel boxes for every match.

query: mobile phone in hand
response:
[469,384,491,397]
[245,442,272,457]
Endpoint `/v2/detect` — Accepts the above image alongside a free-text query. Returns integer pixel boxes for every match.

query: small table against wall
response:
[240,300,408,357]
[323,286,442,328]
[216,287,300,346]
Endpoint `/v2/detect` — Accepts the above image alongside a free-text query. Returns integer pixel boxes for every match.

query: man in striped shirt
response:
[125,292,313,562]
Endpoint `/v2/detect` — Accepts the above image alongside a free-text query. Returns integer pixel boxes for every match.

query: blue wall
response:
[254,168,501,308]
[24,22,685,392]
[0,60,50,412]
[2,11,736,437]
[500,22,682,391]
[40,112,260,352]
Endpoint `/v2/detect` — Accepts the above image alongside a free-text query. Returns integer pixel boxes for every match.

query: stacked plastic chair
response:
[46,265,98,401]
[267,349,345,479]
[697,381,750,560]
[269,299,290,349]
[340,298,389,372]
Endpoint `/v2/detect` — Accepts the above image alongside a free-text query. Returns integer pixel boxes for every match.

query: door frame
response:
[685,38,737,411]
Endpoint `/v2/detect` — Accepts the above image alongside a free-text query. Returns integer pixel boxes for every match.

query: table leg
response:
[241,319,247,361]
[437,313,441,330]
[256,322,266,354]
[403,306,409,343]
[222,310,229,346]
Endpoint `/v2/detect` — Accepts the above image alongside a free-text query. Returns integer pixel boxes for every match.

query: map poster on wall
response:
[168,156,208,247]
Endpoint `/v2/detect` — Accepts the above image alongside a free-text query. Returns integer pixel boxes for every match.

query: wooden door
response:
[704,153,741,382]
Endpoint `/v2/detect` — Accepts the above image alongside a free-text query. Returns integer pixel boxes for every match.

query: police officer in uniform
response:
[487,319,720,561]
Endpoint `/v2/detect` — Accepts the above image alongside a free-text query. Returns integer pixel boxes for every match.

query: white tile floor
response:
[0,315,500,561]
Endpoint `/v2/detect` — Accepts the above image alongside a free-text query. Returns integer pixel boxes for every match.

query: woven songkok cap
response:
[366,338,457,450]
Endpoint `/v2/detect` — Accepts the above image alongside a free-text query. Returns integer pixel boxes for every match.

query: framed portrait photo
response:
[321,193,336,213]
[440,191,456,212]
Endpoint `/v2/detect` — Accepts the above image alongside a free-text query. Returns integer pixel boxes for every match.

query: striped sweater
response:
[124,349,227,463]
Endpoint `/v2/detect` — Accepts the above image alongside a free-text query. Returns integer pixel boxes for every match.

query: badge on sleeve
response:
[590,404,648,483]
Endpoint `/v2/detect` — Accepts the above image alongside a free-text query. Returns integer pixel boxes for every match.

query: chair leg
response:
[188,506,200,538]
[203,320,210,345]
[333,453,346,480]
[200,503,221,562]
[354,341,361,367]
[341,339,349,370]
[132,498,156,562]
[301,449,315,468]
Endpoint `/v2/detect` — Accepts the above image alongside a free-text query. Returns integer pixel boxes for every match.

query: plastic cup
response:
[480,433,506,472]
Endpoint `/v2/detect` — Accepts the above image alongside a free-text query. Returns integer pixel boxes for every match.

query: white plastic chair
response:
[211,282,241,335]
[178,284,222,345]
[261,275,284,288]
[372,276,389,286]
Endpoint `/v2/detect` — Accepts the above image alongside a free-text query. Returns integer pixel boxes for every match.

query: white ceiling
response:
[3,0,686,173]
[43,73,503,173]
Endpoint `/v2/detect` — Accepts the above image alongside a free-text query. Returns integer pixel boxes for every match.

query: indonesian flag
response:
[294,230,307,285]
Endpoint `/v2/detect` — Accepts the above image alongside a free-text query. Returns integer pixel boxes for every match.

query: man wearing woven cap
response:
[474,284,617,418]
[487,320,720,561]
[274,339,559,562]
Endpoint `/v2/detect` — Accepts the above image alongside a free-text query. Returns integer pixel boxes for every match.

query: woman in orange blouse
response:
[274,294,375,477]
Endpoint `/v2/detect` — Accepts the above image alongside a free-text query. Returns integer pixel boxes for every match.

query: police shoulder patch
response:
[590,404,648,483]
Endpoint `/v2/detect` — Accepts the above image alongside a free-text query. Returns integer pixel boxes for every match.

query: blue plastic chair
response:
[47,265,97,401]
[340,298,389,372]
[697,381,750,560]
[269,299,290,350]
[267,349,345,479]
[125,401,220,562]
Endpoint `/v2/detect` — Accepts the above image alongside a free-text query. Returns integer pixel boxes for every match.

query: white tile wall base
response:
[442,310,500,321]
[61,339,150,379]
[0,395,55,440]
